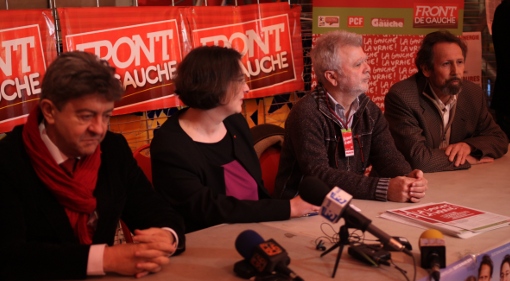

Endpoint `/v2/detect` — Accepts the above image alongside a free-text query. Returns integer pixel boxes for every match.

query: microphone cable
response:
[312,221,417,281]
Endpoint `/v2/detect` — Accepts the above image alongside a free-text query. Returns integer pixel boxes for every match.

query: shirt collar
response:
[326,92,360,113]
[39,122,70,165]
[428,84,457,110]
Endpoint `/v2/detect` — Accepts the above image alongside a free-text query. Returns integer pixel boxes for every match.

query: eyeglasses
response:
[235,74,247,84]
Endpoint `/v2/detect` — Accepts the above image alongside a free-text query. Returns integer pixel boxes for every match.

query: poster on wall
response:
[0,9,57,133]
[187,2,305,99]
[58,3,303,116]
[58,6,189,115]
[312,0,465,110]
[461,32,482,87]
[417,241,510,281]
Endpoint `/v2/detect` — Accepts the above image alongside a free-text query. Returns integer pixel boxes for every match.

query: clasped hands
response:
[388,169,428,203]
[103,227,177,278]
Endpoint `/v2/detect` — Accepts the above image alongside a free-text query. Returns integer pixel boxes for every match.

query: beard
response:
[441,77,463,96]
[338,77,370,96]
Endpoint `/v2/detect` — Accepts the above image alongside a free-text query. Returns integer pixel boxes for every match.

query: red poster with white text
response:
[0,9,57,133]
[187,3,304,99]
[58,7,189,115]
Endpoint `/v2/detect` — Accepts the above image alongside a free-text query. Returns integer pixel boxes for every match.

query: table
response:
[92,152,510,281]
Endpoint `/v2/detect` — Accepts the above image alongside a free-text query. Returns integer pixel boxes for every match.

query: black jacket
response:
[151,110,290,233]
[0,127,185,280]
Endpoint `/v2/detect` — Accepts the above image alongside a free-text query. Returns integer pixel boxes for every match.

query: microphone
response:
[233,230,264,279]
[233,259,258,279]
[235,229,303,281]
[419,229,446,281]
[298,176,410,254]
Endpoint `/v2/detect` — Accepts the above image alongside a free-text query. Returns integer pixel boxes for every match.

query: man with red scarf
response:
[0,51,185,280]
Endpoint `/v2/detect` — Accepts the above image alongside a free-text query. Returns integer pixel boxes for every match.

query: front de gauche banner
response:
[0,9,57,133]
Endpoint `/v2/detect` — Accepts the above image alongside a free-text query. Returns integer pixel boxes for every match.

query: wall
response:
[0,0,496,152]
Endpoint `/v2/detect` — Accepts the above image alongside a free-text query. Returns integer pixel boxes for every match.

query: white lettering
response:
[243,51,288,77]
[119,61,177,89]
[75,29,174,68]
[0,36,35,76]
[199,23,285,57]
[415,5,457,17]
[0,72,40,102]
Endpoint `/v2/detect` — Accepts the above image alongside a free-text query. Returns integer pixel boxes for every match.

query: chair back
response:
[250,124,285,196]
[133,143,152,183]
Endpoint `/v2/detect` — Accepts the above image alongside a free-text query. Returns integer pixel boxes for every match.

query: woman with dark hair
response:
[151,46,318,233]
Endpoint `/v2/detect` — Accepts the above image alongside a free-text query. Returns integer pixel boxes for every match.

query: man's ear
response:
[421,64,432,78]
[39,99,56,125]
[324,70,338,87]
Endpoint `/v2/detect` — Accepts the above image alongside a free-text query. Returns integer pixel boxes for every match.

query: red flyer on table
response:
[380,202,510,238]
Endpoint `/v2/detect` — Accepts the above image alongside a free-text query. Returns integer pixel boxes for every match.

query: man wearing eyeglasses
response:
[275,30,428,203]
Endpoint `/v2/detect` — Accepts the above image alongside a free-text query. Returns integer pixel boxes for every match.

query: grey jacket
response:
[275,84,412,201]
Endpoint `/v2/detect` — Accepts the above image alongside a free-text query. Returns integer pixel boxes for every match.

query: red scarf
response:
[22,106,100,245]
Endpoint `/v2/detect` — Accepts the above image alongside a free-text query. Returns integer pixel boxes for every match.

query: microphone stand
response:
[320,221,351,278]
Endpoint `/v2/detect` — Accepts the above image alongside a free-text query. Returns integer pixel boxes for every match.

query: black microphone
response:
[419,229,446,281]
[235,229,304,281]
[298,176,410,255]
[233,259,258,279]
[233,230,264,279]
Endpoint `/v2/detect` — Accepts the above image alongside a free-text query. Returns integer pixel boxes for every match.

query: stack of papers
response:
[380,202,510,238]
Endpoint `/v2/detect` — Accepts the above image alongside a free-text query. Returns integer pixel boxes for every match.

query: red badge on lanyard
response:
[341,129,354,157]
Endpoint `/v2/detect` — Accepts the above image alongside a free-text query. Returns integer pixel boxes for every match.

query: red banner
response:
[187,3,304,99]
[0,4,304,129]
[0,9,57,133]
[59,6,189,115]
[313,0,461,8]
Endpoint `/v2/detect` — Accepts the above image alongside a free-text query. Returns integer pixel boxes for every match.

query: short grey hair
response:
[310,30,363,85]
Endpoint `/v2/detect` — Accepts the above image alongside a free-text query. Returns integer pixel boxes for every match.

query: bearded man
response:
[385,30,508,172]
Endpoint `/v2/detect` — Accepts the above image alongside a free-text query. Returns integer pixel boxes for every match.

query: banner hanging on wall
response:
[0,9,57,133]
[312,0,465,110]
[58,3,303,115]
[59,6,189,116]
[187,3,304,99]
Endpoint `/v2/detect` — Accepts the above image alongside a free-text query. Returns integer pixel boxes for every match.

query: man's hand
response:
[445,142,472,166]
[289,195,321,218]
[387,170,428,203]
[103,242,172,278]
[466,155,494,165]
[406,169,424,180]
[103,228,177,278]
[132,228,176,248]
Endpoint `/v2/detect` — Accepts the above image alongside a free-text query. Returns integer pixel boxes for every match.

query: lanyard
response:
[326,98,355,157]
[326,97,354,130]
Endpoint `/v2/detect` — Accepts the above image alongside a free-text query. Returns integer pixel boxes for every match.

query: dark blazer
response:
[0,127,185,280]
[385,73,508,172]
[151,110,290,233]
